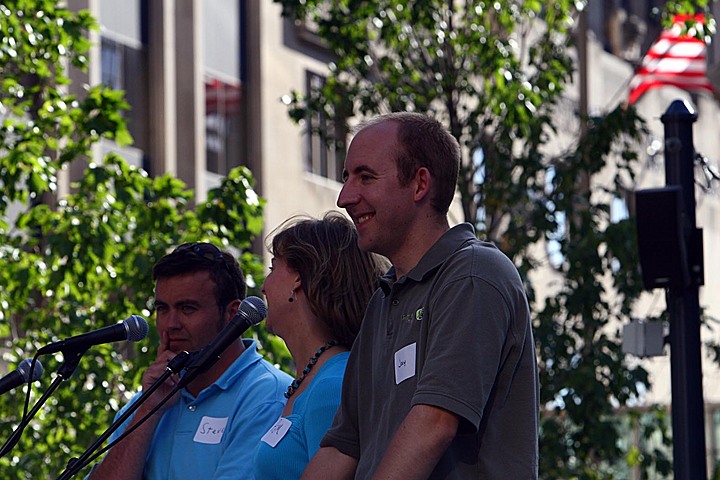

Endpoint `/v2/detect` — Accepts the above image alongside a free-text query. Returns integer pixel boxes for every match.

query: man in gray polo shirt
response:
[302,112,539,479]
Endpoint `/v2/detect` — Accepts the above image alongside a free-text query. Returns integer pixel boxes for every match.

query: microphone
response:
[37,315,149,355]
[183,296,266,377]
[0,359,44,395]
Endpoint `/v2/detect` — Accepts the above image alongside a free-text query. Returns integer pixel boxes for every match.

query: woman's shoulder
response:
[295,351,349,409]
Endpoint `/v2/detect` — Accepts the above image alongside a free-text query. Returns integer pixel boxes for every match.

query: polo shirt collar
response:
[378,223,476,295]
[183,339,262,402]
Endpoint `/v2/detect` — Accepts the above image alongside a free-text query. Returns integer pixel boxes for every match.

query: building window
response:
[101,38,124,91]
[205,77,243,176]
[305,71,346,183]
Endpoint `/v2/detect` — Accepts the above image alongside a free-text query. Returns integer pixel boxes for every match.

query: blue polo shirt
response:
[103,340,291,480]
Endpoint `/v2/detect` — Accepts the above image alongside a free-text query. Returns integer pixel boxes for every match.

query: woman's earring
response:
[288,290,295,303]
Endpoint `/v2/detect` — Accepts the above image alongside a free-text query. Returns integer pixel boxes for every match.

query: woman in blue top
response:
[253,212,384,479]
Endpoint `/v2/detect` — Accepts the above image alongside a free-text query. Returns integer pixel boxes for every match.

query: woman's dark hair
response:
[267,212,384,345]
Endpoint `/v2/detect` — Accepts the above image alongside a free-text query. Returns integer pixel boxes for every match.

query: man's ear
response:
[413,167,432,203]
[225,298,242,323]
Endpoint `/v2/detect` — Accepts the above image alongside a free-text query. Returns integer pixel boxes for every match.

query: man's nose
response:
[165,310,182,329]
[337,181,358,209]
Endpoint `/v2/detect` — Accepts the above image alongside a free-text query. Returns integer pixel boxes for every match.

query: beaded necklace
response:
[285,340,340,399]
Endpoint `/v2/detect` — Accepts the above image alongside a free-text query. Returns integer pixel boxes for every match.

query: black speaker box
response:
[635,186,689,289]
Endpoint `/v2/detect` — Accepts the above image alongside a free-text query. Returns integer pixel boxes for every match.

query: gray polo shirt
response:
[322,223,539,479]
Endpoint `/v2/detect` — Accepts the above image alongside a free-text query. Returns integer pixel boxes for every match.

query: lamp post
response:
[636,99,706,479]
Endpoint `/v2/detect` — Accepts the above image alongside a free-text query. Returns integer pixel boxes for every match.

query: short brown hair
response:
[360,112,460,215]
[153,242,247,310]
[267,212,384,345]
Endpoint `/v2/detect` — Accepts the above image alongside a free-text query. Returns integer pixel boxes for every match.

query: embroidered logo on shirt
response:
[261,417,292,447]
[394,343,417,385]
[401,307,424,323]
[193,416,228,444]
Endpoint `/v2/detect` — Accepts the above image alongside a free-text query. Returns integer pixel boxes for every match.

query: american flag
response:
[628,14,715,105]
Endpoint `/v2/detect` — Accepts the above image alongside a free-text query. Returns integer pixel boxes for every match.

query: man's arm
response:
[371,404,459,480]
[89,333,180,480]
[86,403,162,480]
[301,446,358,480]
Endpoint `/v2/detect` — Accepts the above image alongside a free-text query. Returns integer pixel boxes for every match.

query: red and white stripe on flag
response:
[628,14,715,105]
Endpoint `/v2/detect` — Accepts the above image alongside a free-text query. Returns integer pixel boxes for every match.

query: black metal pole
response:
[660,99,707,480]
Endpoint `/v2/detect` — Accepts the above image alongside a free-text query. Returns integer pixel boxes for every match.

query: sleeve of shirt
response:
[106,393,140,444]
[211,400,286,480]
[412,272,514,434]
[83,393,141,479]
[302,376,343,460]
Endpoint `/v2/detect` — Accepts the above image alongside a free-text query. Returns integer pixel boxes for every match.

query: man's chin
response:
[358,237,380,255]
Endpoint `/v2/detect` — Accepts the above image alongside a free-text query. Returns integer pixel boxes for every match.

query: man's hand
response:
[138,331,182,415]
[301,447,358,480]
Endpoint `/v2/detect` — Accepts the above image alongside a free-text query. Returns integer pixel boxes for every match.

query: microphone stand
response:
[0,349,86,459]
[56,351,193,480]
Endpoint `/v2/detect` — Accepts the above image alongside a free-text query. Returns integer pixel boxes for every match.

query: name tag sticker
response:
[193,416,228,444]
[261,417,292,447]
[394,343,417,385]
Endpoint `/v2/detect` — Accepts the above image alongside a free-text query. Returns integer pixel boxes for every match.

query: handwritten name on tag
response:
[193,416,228,444]
[261,417,292,448]
[394,343,417,385]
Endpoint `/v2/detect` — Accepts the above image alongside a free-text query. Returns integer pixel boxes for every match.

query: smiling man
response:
[89,243,291,480]
[302,113,539,479]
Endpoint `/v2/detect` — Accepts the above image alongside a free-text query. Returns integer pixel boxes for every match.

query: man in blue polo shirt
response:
[89,243,291,480]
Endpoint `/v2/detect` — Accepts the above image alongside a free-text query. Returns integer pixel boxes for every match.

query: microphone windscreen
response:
[125,315,149,342]
[240,296,267,326]
[17,358,43,383]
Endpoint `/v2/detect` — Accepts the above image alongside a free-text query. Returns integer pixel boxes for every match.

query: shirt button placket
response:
[387,296,400,335]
